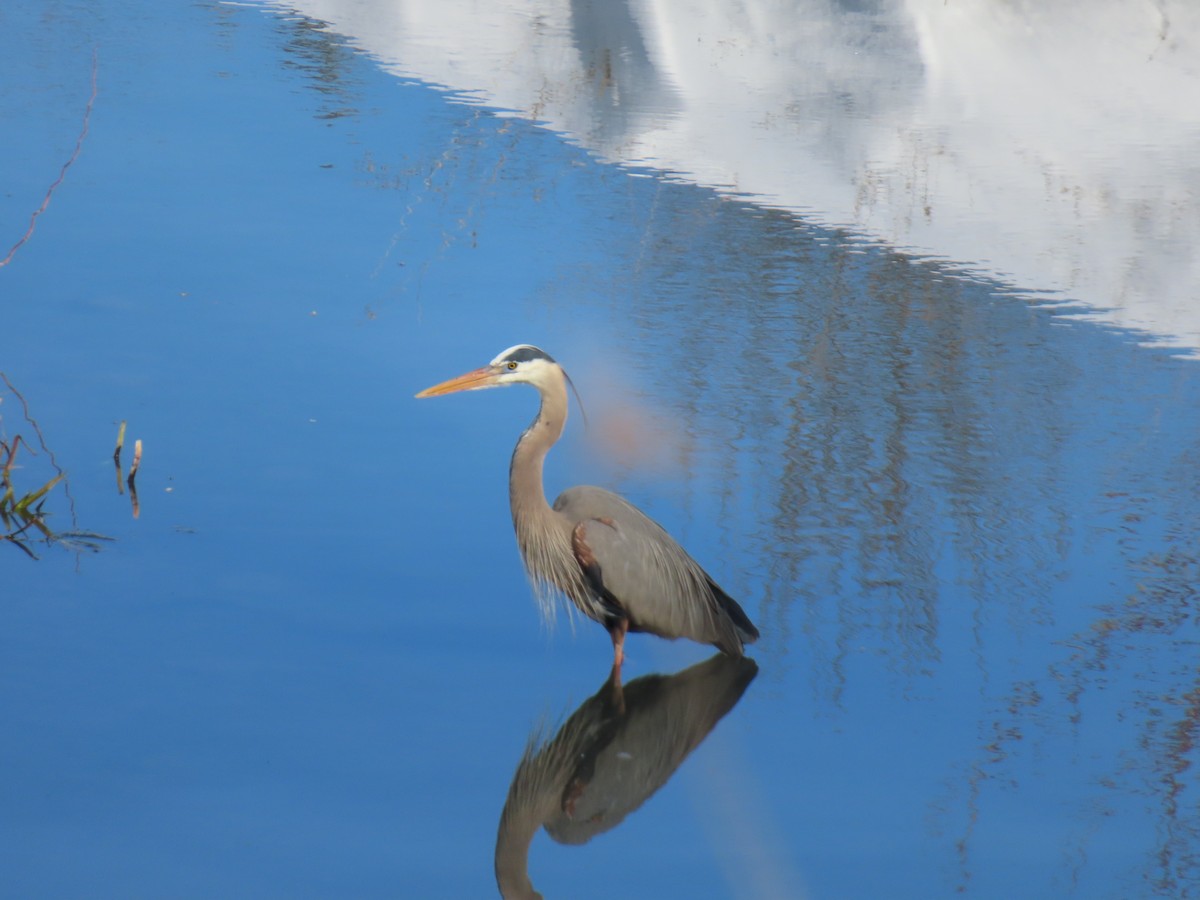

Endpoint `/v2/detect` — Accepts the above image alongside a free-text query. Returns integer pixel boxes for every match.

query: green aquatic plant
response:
[1,436,109,558]
[1,436,59,556]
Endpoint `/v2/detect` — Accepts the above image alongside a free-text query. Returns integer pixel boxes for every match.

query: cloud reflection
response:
[495,654,757,899]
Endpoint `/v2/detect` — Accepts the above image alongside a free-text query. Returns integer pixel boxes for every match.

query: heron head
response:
[415,344,561,397]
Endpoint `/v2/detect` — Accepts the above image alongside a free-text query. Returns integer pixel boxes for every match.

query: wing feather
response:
[555,486,755,655]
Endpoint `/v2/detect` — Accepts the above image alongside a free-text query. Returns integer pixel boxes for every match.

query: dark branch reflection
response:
[495,654,757,899]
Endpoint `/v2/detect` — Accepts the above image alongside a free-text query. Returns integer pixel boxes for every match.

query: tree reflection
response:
[495,654,757,899]
[545,173,1200,892]
[1045,544,1200,896]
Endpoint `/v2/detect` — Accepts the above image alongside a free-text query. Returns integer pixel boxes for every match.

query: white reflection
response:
[252,0,1200,355]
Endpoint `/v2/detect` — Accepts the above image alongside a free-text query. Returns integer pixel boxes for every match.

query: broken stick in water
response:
[113,420,126,464]
[128,439,142,484]
[127,439,142,519]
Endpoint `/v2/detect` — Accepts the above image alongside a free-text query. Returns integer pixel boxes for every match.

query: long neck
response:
[494,730,579,900]
[509,370,569,524]
[494,803,543,900]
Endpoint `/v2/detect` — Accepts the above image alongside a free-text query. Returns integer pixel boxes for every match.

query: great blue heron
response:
[416,344,759,668]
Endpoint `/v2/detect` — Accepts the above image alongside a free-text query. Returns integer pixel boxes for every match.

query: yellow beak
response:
[414,366,500,398]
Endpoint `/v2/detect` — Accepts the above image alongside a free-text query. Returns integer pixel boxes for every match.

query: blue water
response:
[2,2,1198,898]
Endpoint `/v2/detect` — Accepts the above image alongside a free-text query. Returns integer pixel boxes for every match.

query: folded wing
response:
[555,485,758,656]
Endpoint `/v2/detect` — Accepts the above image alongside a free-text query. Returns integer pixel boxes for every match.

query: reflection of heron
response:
[416,345,759,668]
[494,654,758,899]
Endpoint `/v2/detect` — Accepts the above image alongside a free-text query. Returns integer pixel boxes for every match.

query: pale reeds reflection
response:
[580,190,1135,679]
[538,179,1200,890]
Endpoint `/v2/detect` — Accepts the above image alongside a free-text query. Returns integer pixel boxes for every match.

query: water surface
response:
[2,2,1198,898]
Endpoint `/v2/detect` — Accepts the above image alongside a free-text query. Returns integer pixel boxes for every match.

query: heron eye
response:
[506,361,518,370]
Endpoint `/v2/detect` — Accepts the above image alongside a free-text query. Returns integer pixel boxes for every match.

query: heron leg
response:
[609,618,629,671]
[605,664,627,714]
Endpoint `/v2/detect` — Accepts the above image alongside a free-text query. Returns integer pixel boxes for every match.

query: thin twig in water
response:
[2,435,32,475]
[0,48,99,268]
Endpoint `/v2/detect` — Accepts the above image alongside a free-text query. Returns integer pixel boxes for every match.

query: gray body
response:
[549,486,753,655]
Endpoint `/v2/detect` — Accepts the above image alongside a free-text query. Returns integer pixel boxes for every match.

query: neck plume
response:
[508,367,584,622]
